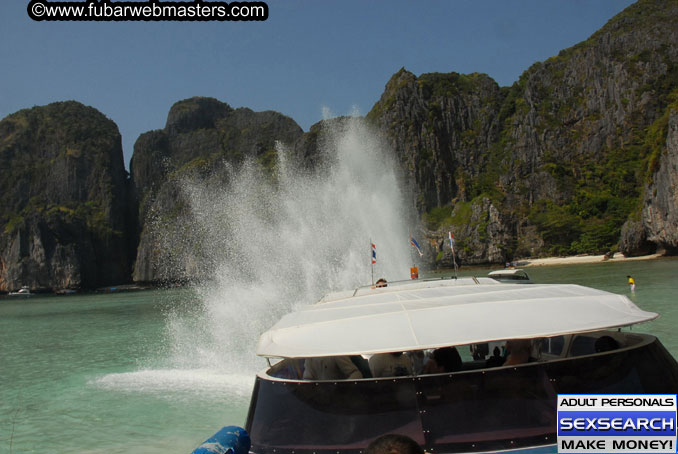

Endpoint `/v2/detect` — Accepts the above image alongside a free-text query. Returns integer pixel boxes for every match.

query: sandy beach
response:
[517,253,665,267]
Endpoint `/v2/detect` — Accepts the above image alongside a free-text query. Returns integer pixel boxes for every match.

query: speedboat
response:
[488,269,532,283]
[8,286,33,297]
[193,278,678,454]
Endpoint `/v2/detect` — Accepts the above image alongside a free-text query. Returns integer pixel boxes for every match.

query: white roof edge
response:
[257,280,658,358]
[258,319,659,359]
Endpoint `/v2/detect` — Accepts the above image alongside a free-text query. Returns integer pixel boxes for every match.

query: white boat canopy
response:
[256,278,658,358]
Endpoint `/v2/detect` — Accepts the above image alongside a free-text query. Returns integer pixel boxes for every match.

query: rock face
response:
[0,101,134,291]
[130,97,303,283]
[3,1,677,286]
[619,219,655,257]
[431,198,513,268]
[641,109,678,254]
[367,70,504,212]
[369,0,678,264]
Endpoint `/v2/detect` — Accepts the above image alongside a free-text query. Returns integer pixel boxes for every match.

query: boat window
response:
[268,358,305,380]
[621,333,645,347]
[568,333,623,357]
[266,332,632,382]
[417,364,557,452]
[539,336,565,356]
[570,335,597,356]
[247,376,425,452]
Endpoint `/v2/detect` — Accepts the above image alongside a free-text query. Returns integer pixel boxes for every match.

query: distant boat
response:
[488,268,532,283]
[8,286,33,297]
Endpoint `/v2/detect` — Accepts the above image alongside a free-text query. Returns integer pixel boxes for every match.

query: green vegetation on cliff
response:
[0,101,133,290]
[0,102,122,225]
[369,0,678,261]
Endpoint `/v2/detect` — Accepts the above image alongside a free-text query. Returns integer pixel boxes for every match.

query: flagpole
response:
[453,251,459,279]
[370,239,374,286]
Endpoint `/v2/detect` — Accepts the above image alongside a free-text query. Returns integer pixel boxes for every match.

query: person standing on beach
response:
[627,275,636,293]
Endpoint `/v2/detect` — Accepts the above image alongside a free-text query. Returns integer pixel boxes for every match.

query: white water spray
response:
[99,117,417,395]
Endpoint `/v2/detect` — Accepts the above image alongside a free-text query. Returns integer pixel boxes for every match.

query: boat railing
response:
[318,276,498,303]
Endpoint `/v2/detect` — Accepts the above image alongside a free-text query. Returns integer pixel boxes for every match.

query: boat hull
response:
[245,336,678,454]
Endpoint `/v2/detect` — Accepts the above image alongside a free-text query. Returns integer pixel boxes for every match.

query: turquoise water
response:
[1,258,677,453]
[0,290,251,454]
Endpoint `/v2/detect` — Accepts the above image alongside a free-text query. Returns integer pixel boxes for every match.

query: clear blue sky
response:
[1,0,635,168]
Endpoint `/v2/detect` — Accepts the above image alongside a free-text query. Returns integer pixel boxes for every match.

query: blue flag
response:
[410,236,423,257]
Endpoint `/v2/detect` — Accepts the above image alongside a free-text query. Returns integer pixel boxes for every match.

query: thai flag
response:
[449,232,455,253]
[371,243,376,264]
[410,236,423,257]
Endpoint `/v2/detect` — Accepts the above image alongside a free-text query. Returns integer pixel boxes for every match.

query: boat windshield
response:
[246,335,678,454]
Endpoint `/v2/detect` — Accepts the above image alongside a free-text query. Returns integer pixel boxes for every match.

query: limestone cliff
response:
[641,109,678,254]
[130,97,303,283]
[5,0,677,285]
[369,0,678,265]
[367,70,504,212]
[0,101,134,291]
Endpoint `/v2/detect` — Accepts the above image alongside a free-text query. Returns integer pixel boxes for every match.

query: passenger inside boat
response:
[406,350,426,374]
[375,278,388,288]
[369,352,412,377]
[266,331,633,380]
[485,346,504,367]
[350,354,372,378]
[503,339,536,365]
[302,356,363,380]
[422,347,462,373]
[269,357,305,379]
